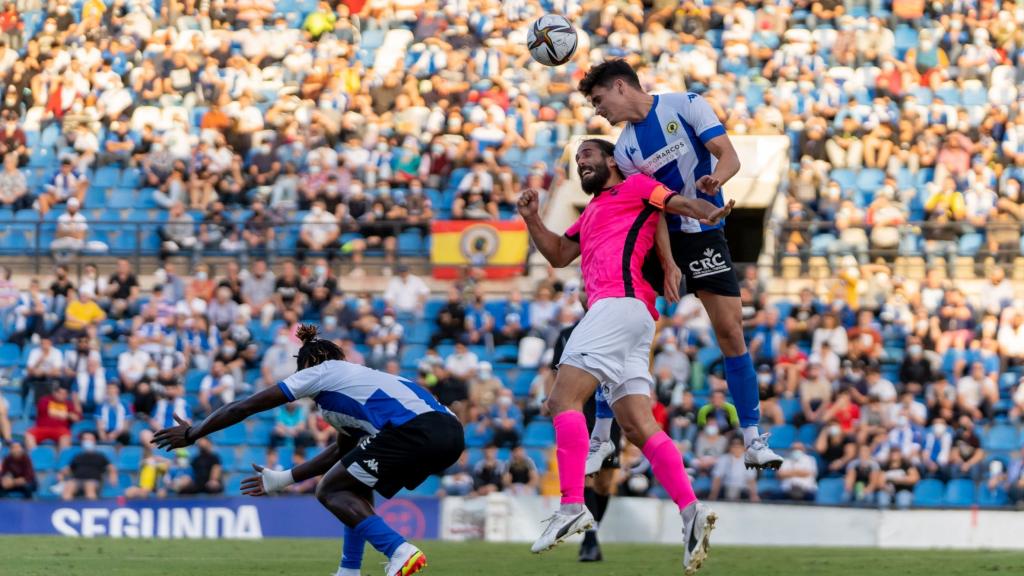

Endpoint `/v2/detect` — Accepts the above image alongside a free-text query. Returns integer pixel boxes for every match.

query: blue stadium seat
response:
[30,446,57,472]
[464,425,492,448]
[56,447,81,471]
[526,448,549,473]
[397,231,423,255]
[407,475,441,497]
[93,166,120,188]
[798,423,820,446]
[117,446,143,472]
[3,393,22,419]
[70,420,97,438]
[401,344,427,369]
[213,425,247,446]
[977,484,1009,507]
[830,168,856,191]
[912,478,945,507]
[406,322,432,345]
[248,421,274,446]
[108,189,135,209]
[692,476,713,497]
[779,397,801,423]
[855,168,885,194]
[522,421,555,447]
[757,478,781,499]
[225,475,244,496]
[944,479,976,508]
[984,425,1018,452]
[185,370,206,393]
[424,300,445,321]
[769,425,796,450]
[217,448,237,471]
[0,343,20,366]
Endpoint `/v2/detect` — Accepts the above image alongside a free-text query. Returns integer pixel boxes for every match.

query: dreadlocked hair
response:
[295,323,344,370]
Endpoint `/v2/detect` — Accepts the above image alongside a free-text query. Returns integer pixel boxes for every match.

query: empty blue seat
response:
[213,425,247,446]
[984,425,1018,452]
[512,370,535,397]
[769,425,796,450]
[70,420,97,438]
[3,393,22,419]
[397,231,423,255]
[798,423,820,445]
[944,479,976,508]
[779,397,801,423]
[93,166,120,188]
[225,474,244,496]
[30,446,58,472]
[248,421,274,446]
[977,484,1009,507]
[0,343,20,366]
[522,421,555,447]
[400,344,427,369]
[117,446,143,472]
[913,478,945,507]
[407,475,441,497]
[856,168,885,193]
[830,168,856,191]
[217,448,237,471]
[464,424,492,448]
[108,189,135,209]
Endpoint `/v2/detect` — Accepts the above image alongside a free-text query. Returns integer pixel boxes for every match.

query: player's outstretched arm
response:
[240,441,345,496]
[663,194,735,226]
[517,188,581,267]
[153,385,290,450]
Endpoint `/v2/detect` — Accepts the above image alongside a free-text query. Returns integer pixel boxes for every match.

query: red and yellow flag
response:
[430,220,529,279]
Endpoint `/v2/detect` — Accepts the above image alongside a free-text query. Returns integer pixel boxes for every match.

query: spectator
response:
[709,437,759,502]
[59,432,116,501]
[96,384,130,446]
[1011,378,1024,424]
[297,200,340,263]
[957,361,997,420]
[0,442,36,499]
[106,258,140,320]
[384,265,430,318]
[503,446,539,495]
[123,440,171,500]
[198,201,243,254]
[270,402,314,449]
[73,356,106,417]
[776,442,818,501]
[26,384,78,451]
[843,444,881,505]
[242,200,276,254]
[150,384,190,432]
[692,421,728,477]
[50,197,87,253]
[876,448,920,509]
[812,313,849,358]
[431,287,468,347]
[921,418,953,479]
[0,393,8,448]
[899,339,934,397]
[261,328,299,389]
[241,259,277,325]
[472,445,505,495]
[117,335,151,392]
[949,421,985,481]
[464,295,494,346]
[301,259,338,316]
[198,361,236,417]
[367,311,404,369]
[158,202,198,261]
[797,362,833,426]
[469,362,503,410]
[22,336,65,406]
[52,288,105,344]
[999,449,1024,506]
[774,340,808,396]
[0,152,29,210]
[174,438,224,495]
[653,336,691,385]
[439,451,474,497]
[445,341,479,386]
[697,390,740,435]
[36,158,87,216]
[486,389,522,448]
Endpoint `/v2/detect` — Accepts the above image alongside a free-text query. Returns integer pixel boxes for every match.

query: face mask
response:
[432,144,444,154]
[757,373,772,385]
[145,367,159,379]
[829,424,841,436]
[382,316,395,327]
[351,186,363,196]
[275,335,290,346]
[662,343,677,353]
[705,425,719,436]
[82,440,96,451]
[791,449,805,460]
[498,396,512,407]
[908,345,922,356]
[410,186,422,194]
[223,346,236,356]
[312,206,324,216]
[376,143,388,153]
[315,265,326,276]
[163,346,175,354]
[933,423,947,436]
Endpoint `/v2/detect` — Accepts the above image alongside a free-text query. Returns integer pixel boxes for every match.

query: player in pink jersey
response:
[519,139,731,575]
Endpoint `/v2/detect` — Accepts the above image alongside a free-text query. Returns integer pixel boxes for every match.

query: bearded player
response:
[520,138,730,574]
[579,60,783,471]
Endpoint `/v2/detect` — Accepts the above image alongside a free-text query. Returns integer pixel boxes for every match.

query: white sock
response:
[592,418,612,443]
[337,568,361,576]
[742,426,760,446]
[560,502,584,515]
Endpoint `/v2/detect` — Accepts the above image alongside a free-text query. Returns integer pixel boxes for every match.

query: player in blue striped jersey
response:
[579,60,783,472]
[155,324,463,576]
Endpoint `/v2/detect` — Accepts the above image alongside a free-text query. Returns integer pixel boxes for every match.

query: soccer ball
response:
[527,14,578,66]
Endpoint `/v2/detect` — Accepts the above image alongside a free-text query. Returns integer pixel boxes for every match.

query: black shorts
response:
[582,394,620,470]
[670,228,741,297]
[340,411,465,498]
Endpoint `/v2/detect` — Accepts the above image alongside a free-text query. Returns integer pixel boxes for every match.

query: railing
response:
[771,220,1021,275]
[0,219,433,273]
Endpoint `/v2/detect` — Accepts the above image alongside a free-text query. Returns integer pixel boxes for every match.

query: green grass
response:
[1,536,1023,576]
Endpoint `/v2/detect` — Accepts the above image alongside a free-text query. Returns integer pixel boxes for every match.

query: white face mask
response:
[275,335,289,346]
[791,449,804,460]
[705,425,719,436]
[933,424,947,436]
[145,367,159,379]
[222,346,236,356]
[81,440,96,451]
[498,396,512,407]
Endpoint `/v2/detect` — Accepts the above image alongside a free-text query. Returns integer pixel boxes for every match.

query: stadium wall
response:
[2,495,1022,549]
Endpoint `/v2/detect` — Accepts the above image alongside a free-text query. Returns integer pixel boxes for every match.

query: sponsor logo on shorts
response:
[358,436,373,450]
[364,459,379,473]
[689,248,731,279]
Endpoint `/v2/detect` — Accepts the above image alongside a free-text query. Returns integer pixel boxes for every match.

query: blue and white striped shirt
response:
[278,360,451,437]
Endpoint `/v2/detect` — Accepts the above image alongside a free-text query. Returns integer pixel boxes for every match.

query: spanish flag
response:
[430,220,529,279]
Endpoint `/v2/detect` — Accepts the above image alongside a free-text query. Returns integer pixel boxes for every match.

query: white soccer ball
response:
[527,14,578,66]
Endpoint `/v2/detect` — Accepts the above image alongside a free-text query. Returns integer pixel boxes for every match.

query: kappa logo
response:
[364,459,379,473]
[689,247,731,279]
[627,146,639,157]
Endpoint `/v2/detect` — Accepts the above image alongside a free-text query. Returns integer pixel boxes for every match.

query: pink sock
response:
[642,431,697,510]
[553,411,588,505]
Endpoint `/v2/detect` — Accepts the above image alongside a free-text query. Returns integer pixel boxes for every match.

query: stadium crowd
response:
[0,0,1022,510]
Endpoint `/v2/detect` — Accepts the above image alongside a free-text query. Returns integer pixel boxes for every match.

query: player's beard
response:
[579,163,611,195]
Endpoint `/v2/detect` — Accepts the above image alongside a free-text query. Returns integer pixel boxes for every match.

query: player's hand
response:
[240,464,268,497]
[700,199,735,226]
[153,414,195,450]
[695,175,721,195]
[663,262,682,304]
[517,188,540,220]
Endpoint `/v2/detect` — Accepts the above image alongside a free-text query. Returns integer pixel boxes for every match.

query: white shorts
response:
[558,297,655,406]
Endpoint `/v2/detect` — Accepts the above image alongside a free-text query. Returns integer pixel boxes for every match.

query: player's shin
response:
[642,431,697,511]
[352,515,406,558]
[724,352,762,444]
[338,524,366,575]
[553,410,589,513]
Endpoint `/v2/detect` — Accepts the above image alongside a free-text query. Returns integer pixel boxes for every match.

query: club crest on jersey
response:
[666,120,679,134]
[637,139,690,174]
[689,247,730,279]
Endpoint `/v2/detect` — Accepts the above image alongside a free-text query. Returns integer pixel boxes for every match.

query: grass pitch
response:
[1,536,1022,576]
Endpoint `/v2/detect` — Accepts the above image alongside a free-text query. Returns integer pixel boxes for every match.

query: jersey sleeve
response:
[613,137,639,176]
[681,93,727,144]
[564,214,583,243]
[278,364,327,402]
